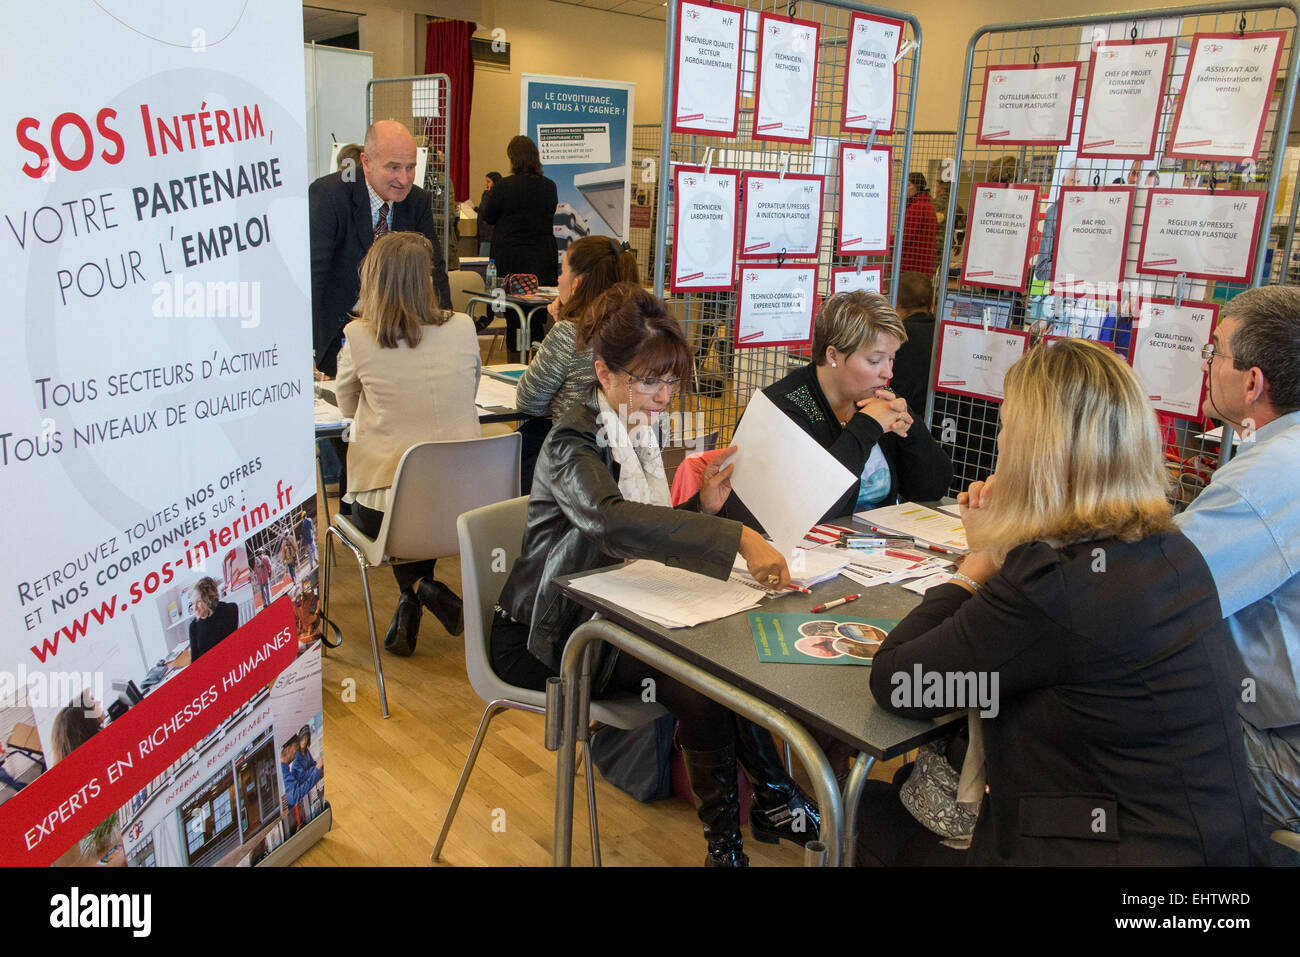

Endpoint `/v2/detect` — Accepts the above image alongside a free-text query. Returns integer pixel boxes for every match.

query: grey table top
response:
[555,518,963,760]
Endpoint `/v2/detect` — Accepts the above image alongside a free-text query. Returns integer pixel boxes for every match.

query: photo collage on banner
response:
[0,2,323,867]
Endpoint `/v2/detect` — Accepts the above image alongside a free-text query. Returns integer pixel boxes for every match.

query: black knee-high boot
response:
[680,745,748,867]
[733,718,821,847]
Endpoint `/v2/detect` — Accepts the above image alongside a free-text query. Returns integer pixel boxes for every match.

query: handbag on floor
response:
[589,714,676,803]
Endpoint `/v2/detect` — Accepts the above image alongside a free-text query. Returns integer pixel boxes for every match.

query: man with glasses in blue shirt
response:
[1176,285,1300,864]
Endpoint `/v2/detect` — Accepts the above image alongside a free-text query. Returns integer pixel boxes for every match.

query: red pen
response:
[810,594,860,613]
[785,584,813,594]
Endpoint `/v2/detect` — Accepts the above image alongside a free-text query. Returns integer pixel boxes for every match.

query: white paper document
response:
[735,266,817,347]
[1170,31,1285,161]
[475,376,518,411]
[1051,187,1134,288]
[754,13,819,143]
[842,13,903,134]
[837,144,891,255]
[1131,298,1217,419]
[934,321,1029,402]
[855,502,969,552]
[728,390,857,558]
[672,0,744,136]
[978,62,1080,145]
[1137,188,1264,283]
[565,560,761,629]
[1079,39,1173,158]
[962,184,1039,291]
[831,265,883,296]
[903,571,956,594]
[672,166,739,291]
[731,546,849,592]
[741,172,823,258]
[839,551,948,589]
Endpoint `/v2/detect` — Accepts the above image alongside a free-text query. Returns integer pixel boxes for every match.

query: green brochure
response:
[749,613,898,666]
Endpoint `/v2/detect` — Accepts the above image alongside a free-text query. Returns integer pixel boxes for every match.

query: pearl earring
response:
[830,361,837,368]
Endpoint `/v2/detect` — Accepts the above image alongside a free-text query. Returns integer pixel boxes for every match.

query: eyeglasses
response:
[1201,342,1236,363]
[619,370,681,395]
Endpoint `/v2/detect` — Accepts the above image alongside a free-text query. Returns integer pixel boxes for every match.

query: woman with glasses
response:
[493,283,819,866]
[867,339,1268,865]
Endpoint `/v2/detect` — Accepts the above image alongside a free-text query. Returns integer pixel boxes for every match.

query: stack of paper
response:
[854,502,969,553]
[730,547,850,593]
[476,376,518,411]
[839,551,952,589]
[566,560,762,628]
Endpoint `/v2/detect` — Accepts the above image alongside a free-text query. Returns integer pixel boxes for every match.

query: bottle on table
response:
[486,259,498,290]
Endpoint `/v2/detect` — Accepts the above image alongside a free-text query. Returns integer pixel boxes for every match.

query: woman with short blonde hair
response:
[189,575,238,661]
[722,290,951,524]
[867,338,1268,866]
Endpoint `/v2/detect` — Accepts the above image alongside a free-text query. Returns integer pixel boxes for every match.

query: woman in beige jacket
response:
[335,231,481,655]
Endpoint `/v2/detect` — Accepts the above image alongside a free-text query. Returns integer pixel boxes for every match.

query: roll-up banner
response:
[521,74,635,254]
[0,2,324,867]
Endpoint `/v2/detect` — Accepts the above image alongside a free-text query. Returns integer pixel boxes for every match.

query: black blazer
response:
[479,173,559,284]
[870,534,1269,866]
[189,602,239,662]
[308,171,453,374]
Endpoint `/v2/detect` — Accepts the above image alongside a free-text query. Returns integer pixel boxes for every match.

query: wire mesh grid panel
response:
[932,5,1298,502]
[367,75,455,267]
[631,124,663,286]
[655,0,922,449]
[1270,143,1300,282]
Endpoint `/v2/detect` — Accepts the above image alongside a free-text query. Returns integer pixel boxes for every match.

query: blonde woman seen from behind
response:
[867,339,1269,865]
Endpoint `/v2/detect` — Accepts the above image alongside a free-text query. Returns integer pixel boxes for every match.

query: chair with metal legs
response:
[319,433,521,718]
[432,496,666,865]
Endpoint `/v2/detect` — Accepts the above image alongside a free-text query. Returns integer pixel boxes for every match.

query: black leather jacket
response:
[499,394,742,691]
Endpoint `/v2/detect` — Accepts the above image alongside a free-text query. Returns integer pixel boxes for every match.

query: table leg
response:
[841,751,875,867]
[552,642,595,867]
[554,619,844,866]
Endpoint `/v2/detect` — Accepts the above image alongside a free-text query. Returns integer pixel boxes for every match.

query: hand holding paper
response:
[729,391,857,556]
[699,446,738,515]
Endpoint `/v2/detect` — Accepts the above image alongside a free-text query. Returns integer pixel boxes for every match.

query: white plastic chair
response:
[431,495,667,865]
[447,269,485,313]
[320,433,521,718]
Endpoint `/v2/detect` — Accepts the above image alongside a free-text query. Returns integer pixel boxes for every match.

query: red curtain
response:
[425,19,475,204]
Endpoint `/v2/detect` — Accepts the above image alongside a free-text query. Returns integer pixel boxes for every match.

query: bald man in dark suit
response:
[310,120,452,375]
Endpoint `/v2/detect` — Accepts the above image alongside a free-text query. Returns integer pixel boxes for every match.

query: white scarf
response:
[596,391,671,507]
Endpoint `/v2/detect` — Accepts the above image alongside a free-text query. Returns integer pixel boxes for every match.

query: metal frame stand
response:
[551,619,844,867]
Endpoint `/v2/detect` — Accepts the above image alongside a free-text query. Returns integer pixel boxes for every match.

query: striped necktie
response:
[374,203,390,238]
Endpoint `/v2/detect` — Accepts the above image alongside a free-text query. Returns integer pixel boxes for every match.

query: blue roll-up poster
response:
[520,74,635,255]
